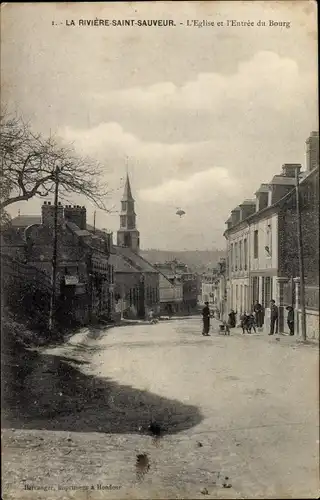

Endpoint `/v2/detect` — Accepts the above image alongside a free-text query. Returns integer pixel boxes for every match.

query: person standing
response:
[202,301,211,336]
[253,300,263,328]
[269,299,278,335]
[286,306,294,335]
[228,309,236,328]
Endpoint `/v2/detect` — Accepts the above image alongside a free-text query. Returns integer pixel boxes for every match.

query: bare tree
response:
[0,110,110,211]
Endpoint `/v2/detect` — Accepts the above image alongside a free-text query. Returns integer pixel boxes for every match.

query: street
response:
[2,317,319,499]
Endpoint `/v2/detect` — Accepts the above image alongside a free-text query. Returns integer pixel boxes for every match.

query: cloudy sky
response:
[1,1,318,250]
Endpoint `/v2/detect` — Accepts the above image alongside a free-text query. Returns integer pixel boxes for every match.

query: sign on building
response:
[65,275,79,285]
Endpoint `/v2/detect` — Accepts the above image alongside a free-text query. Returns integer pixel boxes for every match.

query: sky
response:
[1,1,318,250]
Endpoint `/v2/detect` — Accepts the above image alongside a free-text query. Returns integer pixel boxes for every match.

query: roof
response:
[269,175,296,186]
[109,252,140,273]
[115,245,159,273]
[11,215,41,228]
[224,166,319,237]
[66,221,91,237]
[240,199,256,206]
[122,174,134,201]
[255,183,270,194]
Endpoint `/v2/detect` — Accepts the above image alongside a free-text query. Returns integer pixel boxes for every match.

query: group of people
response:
[202,299,295,336]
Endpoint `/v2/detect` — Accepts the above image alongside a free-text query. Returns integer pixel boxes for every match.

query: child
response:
[247,314,257,333]
[240,313,249,333]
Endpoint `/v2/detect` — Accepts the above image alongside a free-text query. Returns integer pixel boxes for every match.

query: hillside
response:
[140,249,226,273]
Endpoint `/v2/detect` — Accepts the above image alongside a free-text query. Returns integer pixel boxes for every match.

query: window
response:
[120,215,126,228]
[124,233,131,247]
[230,243,234,271]
[127,215,134,229]
[235,242,238,270]
[121,201,127,211]
[239,240,243,270]
[252,276,259,303]
[254,230,259,259]
[266,224,272,256]
[263,277,272,306]
[244,239,248,270]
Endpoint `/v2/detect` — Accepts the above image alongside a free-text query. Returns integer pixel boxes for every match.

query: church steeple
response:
[117,173,140,252]
[122,174,133,201]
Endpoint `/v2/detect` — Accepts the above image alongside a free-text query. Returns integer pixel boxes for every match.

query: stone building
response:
[153,261,183,315]
[6,203,114,326]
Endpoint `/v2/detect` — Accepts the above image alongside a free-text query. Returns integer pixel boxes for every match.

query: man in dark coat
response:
[202,301,211,336]
[228,309,236,328]
[269,299,278,335]
[253,301,264,328]
[286,306,294,335]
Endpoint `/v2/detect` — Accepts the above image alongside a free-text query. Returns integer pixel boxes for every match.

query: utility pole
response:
[295,169,307,341]
[93,210,96,233]
[48,166,60,333]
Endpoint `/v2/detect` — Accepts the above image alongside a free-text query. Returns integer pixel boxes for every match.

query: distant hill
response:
[140,249,226,274]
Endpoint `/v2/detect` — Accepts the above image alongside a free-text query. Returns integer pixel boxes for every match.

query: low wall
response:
[295,308,319,340]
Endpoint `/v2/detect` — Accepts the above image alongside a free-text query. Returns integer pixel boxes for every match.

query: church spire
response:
[122,174,134,201]
[117,171,140,252]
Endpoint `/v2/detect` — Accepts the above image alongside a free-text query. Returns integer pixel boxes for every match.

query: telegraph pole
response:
[48,166,60,333]
[93,210,96,233]
[295,169,307,341]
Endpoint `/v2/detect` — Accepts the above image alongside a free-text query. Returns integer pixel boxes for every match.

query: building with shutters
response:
[224,132,319,338]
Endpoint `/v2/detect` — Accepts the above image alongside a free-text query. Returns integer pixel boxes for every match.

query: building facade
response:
[224,131,319,338]
[153,261,183,315]
[5,203,114,327]
[225,201,255,316]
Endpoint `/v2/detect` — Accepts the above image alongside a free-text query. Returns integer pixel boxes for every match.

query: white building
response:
[224,201,255,315]
[224,164,301,331]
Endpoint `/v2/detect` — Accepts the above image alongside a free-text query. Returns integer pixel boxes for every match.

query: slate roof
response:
[115,246,159,274]
[109,252,140,273]
[11,215,41,228]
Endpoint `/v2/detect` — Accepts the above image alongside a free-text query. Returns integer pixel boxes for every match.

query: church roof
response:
[122,174,134,201]
[114,245,159,274]
[109,252,140,273]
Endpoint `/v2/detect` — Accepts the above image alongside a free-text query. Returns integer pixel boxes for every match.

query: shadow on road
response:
[2,344,203,436]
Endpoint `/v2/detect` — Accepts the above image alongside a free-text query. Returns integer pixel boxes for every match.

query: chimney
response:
[41,201,64,227]
[306,131,319,172]
[239,200,256,220]
[230,207,241,225]
[281,163,302,178]
[255,184,269,211]
[64,205,87,229]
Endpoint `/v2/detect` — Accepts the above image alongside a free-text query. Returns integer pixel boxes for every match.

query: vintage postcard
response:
[1,1,319,499]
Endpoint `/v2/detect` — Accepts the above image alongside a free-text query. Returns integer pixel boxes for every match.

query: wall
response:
[278,169,319,286]
[114,271,160,319]
[225,224,250,319]
[295,309,319,340]
[250,212,278,273]
[159,273,182,303]
[201,282,214,304]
